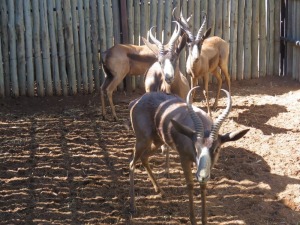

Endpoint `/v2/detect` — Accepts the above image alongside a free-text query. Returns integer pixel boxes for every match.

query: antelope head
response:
[142,22,187,85]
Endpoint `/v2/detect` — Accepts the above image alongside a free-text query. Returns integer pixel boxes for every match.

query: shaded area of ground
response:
[0,76,299,224]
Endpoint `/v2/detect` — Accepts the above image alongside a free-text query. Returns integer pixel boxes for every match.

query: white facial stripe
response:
[196,147,212,182]
[192,45,199,59]
[163,59,174,80]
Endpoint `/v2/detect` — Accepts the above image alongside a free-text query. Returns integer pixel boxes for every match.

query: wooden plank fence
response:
[0,0,294,98]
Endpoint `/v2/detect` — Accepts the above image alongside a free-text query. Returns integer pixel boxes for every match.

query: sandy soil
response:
[0,76,299,225]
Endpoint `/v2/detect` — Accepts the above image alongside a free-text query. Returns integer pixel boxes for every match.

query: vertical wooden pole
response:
[90,0,100,92]
[244,0,252,80]
[292,0,297,80]
[179,0,187,76]
[273,0,281,77]
[15,1,26,96]
[78,0,88,93]
[215,0,223,37]
[194,1,200,36]
[251,0,259,79]
[127,0,134,90]
[84,0,93,93]
[229,0,238,81]
[32,0,44,96]
[8,0,19,97]
[140,0,149,89]
[134,0,141,88]
[267,0,275,76]
[71,1,82,92]
[164,0,172,43]
[207,0,215,36]
[47,0,61,95]
[24,0,34,97]
[156,0,163,42]
[237,0,244,80]
[104,0,113,48]
[150,0,157,31]
[40,1,53,96]
[56,0,68,96]
[0,36,4,97]
[97,0,107,84]
[0,1,10,96]
[63,0,77,95]
[222,0,230,42]
[259,0,267,77]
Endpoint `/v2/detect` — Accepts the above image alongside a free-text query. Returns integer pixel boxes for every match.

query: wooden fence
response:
[281,0,300,81]
[0,0,285,98]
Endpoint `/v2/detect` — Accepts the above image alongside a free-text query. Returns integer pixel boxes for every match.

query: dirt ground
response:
[0,76,299,225]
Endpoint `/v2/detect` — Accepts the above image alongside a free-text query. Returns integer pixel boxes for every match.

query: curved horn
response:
[149,26,164,55]
[186,86,204,139]
[210,89,232,140]
[178,11,194,42]
[168,21,181,52]
[195,12,207,41]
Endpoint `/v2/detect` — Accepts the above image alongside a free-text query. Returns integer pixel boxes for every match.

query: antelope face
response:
[158,51,178,84]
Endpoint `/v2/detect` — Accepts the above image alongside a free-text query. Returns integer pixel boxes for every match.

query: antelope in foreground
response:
[129,87,249,225]
[174,11,231,116]
[101,42,157,121]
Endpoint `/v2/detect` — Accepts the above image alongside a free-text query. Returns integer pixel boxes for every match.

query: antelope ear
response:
[171,119,196,140]
[220,129,250,143]
[202,28,211,40]
[175,33,187,55]
[142,37,159,56]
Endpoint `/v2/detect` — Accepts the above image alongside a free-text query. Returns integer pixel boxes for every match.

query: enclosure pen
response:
[244,0,252,80]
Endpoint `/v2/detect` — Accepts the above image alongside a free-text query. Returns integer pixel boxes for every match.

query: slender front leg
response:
[200,183,207,225]
[203,76,212,117]
[161,144,170,178]
[212,69,222,110]
[100,89,106,120]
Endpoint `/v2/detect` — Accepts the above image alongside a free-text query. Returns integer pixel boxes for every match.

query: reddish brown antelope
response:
[101,43,157,121]
[129,87,249,225]
[174,11,231,116]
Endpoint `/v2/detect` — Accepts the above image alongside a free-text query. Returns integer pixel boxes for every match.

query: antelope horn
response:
[195,12,207,41]
[168,21,181,52]
[210,89,232,140]
[186,86,204,139]
[176,11,194,42]
[149,26,164,56]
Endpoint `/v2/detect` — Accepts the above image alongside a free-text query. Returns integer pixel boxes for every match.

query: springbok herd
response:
[100,9,249,225]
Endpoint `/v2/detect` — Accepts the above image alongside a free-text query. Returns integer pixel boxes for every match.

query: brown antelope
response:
[142,22,190,100]
[129,87,249,225]
[174,11,231,116]
[101,43,158,121]
[142,21,190,175]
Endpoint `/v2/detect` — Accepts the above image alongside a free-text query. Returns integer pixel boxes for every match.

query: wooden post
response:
[267,0,275,76]
[259,0,267,77]
[244,0,252,80]
[63,0,77,95]
[273,0,281,77]
[150,0,157,30]
[157,0,163,42]
[0,36,4,98]
[187,0,194,36]
[229,0,238,80]
[7,0,19,97]
[222,0,230,42]
[292,0,297,80]
[207,0,215,36]
[71,1,82,93]
[104,0,113,48]
[32,0,44,96]
[164,0,172,43]
[127,0,134,91]
[237,0,244,80]
[90,0,100,92]
[193,1,200,36]
[15,1,26,96]
[24,0,34,97]
[179,0,187,76]
[84,0,93,93]
[40,1,53,96]
[78,0,88,93]
[0,1,10,96]
[140,0,149,89]
[251,0,259,79]
[97,0,107,84]
[47,0,61,95]
[56,0,68,96]
[215,0,223,37]
[134,0,141,88]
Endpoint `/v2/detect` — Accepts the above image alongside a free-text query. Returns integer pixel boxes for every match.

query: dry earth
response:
[0,76,299,225]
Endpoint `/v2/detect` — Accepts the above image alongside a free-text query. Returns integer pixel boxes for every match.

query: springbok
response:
[101,43,157,121]
[129,87,249,225]
[174,11,231,116]
[142,22,190,175]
